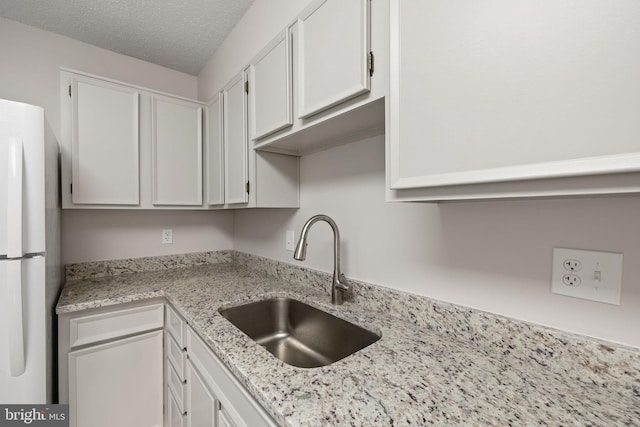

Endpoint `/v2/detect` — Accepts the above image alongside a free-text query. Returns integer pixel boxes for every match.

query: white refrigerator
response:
[0,99,63,403]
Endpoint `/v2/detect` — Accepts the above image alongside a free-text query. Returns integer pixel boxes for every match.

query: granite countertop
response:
[57,252,640,427]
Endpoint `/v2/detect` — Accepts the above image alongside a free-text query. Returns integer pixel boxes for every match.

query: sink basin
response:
[219,297,380,368]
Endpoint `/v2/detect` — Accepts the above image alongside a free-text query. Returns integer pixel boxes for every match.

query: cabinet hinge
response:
[70,183,73,194]
[368,51,375,77]
[244,81,249,94]
[246,181,250,194]
[68,85,72,97]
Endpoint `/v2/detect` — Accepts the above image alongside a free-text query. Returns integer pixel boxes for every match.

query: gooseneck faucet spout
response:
[294,214,350,305]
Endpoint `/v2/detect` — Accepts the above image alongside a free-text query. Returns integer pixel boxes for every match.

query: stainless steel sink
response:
[219,297,380,368]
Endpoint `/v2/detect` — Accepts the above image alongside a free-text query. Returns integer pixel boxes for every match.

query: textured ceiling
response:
[0,0,255,75]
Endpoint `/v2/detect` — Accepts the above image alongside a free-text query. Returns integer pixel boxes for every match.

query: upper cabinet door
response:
[249,29,293,140]
[205,93,224,206]
[71,77,139,205]
[223,72,249,205]
[297,0,371,119]
[151,95,203,206]
[387,0,640,200]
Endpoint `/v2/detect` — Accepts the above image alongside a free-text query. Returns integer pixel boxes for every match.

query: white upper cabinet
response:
[223,72,249,205]
[70,76,139,205]
[387,0,640,201]
[213,70,299,210]
[248,29,293,140]
[297,0,371,119]
[251,0,384,156]
[61,69,207,209]
[205,93,225,206]
[152,95,203,206]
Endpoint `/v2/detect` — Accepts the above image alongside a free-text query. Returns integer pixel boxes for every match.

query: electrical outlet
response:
[285,230,295,251]
[563,259,582,272]
[552,248,623,305]
[162,229,173,244]
[562,274,581,286]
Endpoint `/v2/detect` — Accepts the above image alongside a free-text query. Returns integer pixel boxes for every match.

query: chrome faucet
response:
[293,214,350,305]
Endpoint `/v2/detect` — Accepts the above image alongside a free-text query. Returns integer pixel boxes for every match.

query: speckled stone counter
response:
[57,251,640,426]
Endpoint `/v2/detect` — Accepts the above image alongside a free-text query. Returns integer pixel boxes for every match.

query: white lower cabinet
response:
[185,360,218,427]
[167,387,187,427]
[218,407,236,427]
[60,302,275,427]
[68,331,163,427]
[165,304,275,427]
[167,359,187,410]
[165,305,188,427]
[58,301,165,427]
[185,325,276,427]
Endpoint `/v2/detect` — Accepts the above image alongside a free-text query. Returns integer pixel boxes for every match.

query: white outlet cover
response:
[285,230,295,252]
[162,229,173,244]
[551,248,623,305]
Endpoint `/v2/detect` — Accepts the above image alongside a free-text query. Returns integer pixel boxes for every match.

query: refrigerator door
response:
[3,258,25,376]
[0,256,47,403]
[5,137,23,258]
[0,99,46,257]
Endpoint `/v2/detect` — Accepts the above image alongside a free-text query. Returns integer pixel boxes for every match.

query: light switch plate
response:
[551,247,623,305]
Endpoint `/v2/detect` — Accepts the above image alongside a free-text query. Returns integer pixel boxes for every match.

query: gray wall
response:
[0,17,235,264]
[199,0,640,347]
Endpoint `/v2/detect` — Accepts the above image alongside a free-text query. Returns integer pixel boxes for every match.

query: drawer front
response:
[219,405,237,427]
[167,385,186,427]
[186,327,277,427]
[167,332,187,380]
[167,360,186,412]
[166,304,186,347]
[69,303,164,348]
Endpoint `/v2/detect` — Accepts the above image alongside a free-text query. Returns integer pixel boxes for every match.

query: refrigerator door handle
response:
[7,137,23,258]
[6,259,25,376]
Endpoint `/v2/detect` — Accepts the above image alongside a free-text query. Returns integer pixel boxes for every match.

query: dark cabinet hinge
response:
[68,85,72,97]
[244,81,249,94]
[70,183,73,194]
[368,51,374,77]
[246,181,250,194]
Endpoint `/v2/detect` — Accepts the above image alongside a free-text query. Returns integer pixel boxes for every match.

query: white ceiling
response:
[0,0,255,76]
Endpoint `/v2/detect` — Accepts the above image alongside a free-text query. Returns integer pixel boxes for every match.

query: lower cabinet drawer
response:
[167,360,186,412]
[219,405,237,427]
[167,386,186,427]
[166,304,186,348]
[69,303,164,348]
[167,331,187,379]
